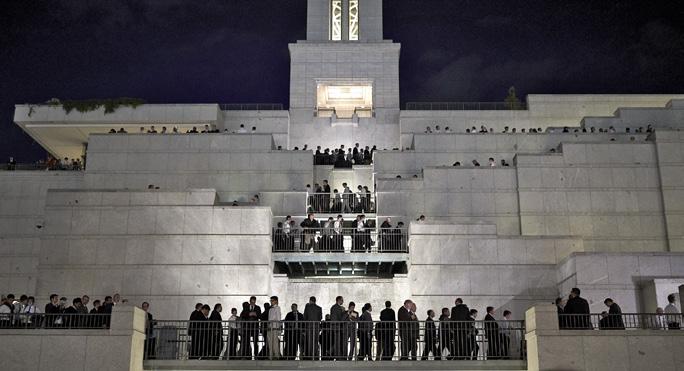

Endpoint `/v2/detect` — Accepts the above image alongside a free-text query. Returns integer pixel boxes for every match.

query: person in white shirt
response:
[227,308,239,359]
[434,125,441,133]
[499,310,521,359]
[664,294,681,329]
[237,124,247,133]
[489,157,496,167]
[268,296,282,359]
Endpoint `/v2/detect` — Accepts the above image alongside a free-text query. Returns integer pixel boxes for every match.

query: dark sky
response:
[2,0,683,161]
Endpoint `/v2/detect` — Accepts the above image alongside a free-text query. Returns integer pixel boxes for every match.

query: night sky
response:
[2,0,683,161]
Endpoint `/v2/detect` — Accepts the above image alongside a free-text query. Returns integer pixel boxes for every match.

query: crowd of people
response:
[423,124,655,135]
[555,289,681,330]
[273,215,406,252]
[178,295,524,361]
[106,124,258,135]
[5,156,84,171]
[313,143,377,167]
[306,182,374,213]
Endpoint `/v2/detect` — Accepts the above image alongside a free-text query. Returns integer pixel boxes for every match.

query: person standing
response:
[450,298,470,359]
[398,299,418,360]
[284,303,304,360]
[330,296,346,360]
[208,304,224,359]
[603,298,625,329]
[421,309,440,360]
[358,303,373,361]
[142,302,156,359]
[484,307,501,359]
[377,301,396,361]
[267,296,282,360]
[303,296,322,360]
[438,308,452,359]
[664,294,681,329]
[342,302,359,360]
[241,296,261,358]
[227,308,239,359]
[564,288,591,329]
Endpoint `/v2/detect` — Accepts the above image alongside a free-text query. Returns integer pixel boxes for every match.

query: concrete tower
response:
[288,0,401,150]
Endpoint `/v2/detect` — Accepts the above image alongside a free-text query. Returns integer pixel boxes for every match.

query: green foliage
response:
[504,86,523,110]
[49,98,146,114]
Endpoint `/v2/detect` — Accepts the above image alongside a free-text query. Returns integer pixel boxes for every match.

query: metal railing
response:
[272,227,408,253]
[2,163,83,171]
[405,102,528,111]
[145,319,525,361]
[307,192,376,213]
[0,313,112,329]
[559,313,683,330]
[219,103,284,111]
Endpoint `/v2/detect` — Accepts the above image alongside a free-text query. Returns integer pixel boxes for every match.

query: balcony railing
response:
[272,227,407,253]
[0,313,112,329]
[405,102,528,111]
[144,319,526,361]
[307,192,376,214]
[219,103,284,111]
[559,313,683,330]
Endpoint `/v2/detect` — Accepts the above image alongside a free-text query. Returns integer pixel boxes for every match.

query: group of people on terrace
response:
[5,156,84,171]
[555,288,681,330]
[306,181,374,213]
[179,295,523,361]
[424,124,655,135]
[0,292,138,329]
[273,214,406,252]
[107,124,258,135]
[314,143,377,167]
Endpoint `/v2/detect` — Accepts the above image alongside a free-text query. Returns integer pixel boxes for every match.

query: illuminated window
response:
[330,0,342,41]
[348,0,359,40]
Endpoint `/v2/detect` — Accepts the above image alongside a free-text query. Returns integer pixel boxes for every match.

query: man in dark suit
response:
[397,299,417,360]
[564,288,591,329]
[329,296,345,360]
[421,310,440,360]
[603,298,625,329]
[484,306,501,359]
[450,298,470,359]
[240,296,262,358]
[303,296,322,360]
[284,303,304,360]
[438,308,452,359]
[377,301,396,361]
[188,303,204,359]
[322,180,331,212]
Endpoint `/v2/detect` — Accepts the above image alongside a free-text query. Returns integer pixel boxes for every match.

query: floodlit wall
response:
[84,134,313,202]
[518,143,667,252]
[0,172,83,295]
[409,222,583,318]
[37,189,273,320]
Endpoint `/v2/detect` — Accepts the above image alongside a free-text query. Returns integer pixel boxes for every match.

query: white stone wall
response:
[0,172,83,295]
[36,189,273,320]
[582,99,684,130]
[654,130,684,251]
[220,110,290,148]
[84,134,313,202]
[409,222,583,320]
[518,143,667,252]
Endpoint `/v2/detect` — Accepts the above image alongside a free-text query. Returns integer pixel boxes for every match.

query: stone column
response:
[110,306,146,371]
[525,304,560,371]
[341,0,350,41]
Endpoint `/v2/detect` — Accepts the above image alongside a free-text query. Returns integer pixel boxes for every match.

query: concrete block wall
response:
[36,189,274,320]
[375,133,648,178]
[0,172,84,295]
[377,167,521,235]
[518,142,667,252]
[408,222,583,320]
[400,95,684,137]
[654,130,684,251]
[84,134,313,202]
[581,100,684,130]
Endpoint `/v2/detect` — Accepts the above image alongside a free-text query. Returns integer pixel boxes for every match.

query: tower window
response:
[349,0,359,40]
[330,0,342,41]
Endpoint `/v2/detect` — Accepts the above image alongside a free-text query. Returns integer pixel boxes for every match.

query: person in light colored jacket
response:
[268,296,282,359]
